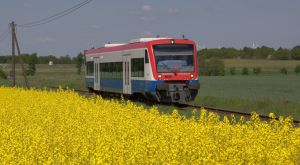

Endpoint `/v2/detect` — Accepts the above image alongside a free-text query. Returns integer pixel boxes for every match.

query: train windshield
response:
[153,44,194,73]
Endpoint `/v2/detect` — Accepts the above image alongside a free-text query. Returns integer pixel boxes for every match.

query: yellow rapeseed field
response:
[0,87,299,164]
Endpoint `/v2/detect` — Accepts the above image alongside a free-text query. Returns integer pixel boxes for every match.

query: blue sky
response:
[0,0,299,56]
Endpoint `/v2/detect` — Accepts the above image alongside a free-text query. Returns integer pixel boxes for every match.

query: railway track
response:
[48,87,300,125]
[187,104,300,125]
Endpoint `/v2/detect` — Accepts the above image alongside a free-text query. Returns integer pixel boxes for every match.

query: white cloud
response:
[36,37,56,43]
[168,8,179,14]
[142,5,152,12]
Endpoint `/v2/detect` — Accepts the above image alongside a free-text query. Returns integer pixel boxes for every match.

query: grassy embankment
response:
[1,59,300,119]
[196,59,300,120]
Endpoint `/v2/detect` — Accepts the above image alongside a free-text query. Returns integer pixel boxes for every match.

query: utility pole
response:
[10,21,29,88]
[11,21,16,86]
[14,31,29,88]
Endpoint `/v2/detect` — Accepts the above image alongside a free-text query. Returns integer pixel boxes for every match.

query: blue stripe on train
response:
[85,78,94,88]
[100,79,123,93]
[85,78,199,93]
[132,80,163,92]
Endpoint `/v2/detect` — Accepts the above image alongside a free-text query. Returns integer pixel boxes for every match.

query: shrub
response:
[242,67,249,75]
[253,67,262,75]
[229,67,236,75]
[26,63,36,76]
[0,68,7,79]
[291,46,300,60]
[205,58,225,76]
[272,48,290,60]
[295,65,300,74]
[280,68,287,74]
[76,52,84,75]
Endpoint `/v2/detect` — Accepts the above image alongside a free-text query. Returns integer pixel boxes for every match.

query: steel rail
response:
[187,104,300,125]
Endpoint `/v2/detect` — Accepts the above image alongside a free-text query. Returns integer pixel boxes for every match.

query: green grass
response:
[224,59,300,74]
[0,64,85,90]
[1,61,300,120]
[194,75,300,120]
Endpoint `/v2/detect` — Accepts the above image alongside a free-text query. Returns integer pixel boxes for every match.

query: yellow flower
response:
[0,86,299,164]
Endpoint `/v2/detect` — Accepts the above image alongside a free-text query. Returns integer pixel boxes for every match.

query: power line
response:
[18,0,93,28]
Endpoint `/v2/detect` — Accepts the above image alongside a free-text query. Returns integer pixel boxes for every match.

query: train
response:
[84,38,200,104]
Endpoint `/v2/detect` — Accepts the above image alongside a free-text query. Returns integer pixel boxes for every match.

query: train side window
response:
[117,62,123,79]
[145,50,149,63]
[86,61,94,76]
[100,62,123,79]
[131,58,144,77]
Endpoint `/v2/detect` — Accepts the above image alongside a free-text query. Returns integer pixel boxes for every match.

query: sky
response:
[0,0,299,56]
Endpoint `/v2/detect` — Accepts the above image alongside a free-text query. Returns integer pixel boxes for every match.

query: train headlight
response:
[158,75,162,79]
[170,39,175,44]
[190,74,194,78]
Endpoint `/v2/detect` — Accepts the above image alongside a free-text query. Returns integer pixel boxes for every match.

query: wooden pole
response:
[11,21,16,86]
[13,26,29,88]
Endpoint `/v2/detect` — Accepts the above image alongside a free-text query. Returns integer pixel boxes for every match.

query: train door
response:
[123,55,131,94]
[94,58,100,91]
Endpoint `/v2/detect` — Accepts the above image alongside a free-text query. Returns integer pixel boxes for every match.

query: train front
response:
[148,39,200,104]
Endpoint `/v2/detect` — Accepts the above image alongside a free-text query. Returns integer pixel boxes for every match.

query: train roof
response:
[84,38,195,55]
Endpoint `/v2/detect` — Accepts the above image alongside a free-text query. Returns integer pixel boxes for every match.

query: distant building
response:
[267,54,272,59]
[49,61,53,66]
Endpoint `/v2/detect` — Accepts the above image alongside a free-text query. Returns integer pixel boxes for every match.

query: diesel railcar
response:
[84,38,200,104]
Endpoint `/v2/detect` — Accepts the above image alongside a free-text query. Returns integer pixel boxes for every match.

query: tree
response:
[294,65,300,74]
[205,58,225,76]
[241,47,255,59]
[229,67,236,75]
[0,67,7,79]
[280,68,288,74]
[255,46,274,59]
[242,67,249,75]
[75,52,84,74]
[253,67,262,75]
[26,53,38,76]
[0,56,8,63]
[291,46,300,60]
[59,55,72,64]
[198,51,206,75]
[272,47,290,60]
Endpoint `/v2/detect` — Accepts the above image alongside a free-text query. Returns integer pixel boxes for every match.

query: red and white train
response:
[84,38,200,104]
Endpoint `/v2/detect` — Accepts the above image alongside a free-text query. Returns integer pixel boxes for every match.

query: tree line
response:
[198,45,300,60]
[0,53,84,77]
[1,45,299,64]
[0,53,84,64]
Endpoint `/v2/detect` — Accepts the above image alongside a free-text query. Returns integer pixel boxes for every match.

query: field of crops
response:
[0,87,299,164]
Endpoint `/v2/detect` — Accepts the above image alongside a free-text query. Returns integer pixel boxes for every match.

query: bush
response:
[295,65,300,74]
[205,58,225,76]
[242,67,249,75]
[0,68,7,79]
[26,63,36,76]
[291,46,300,60]
[253,67,262,75]
[229,67,236,75]
[280,68,287,74]
[272,48,290,60]
[26,54,37,76]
